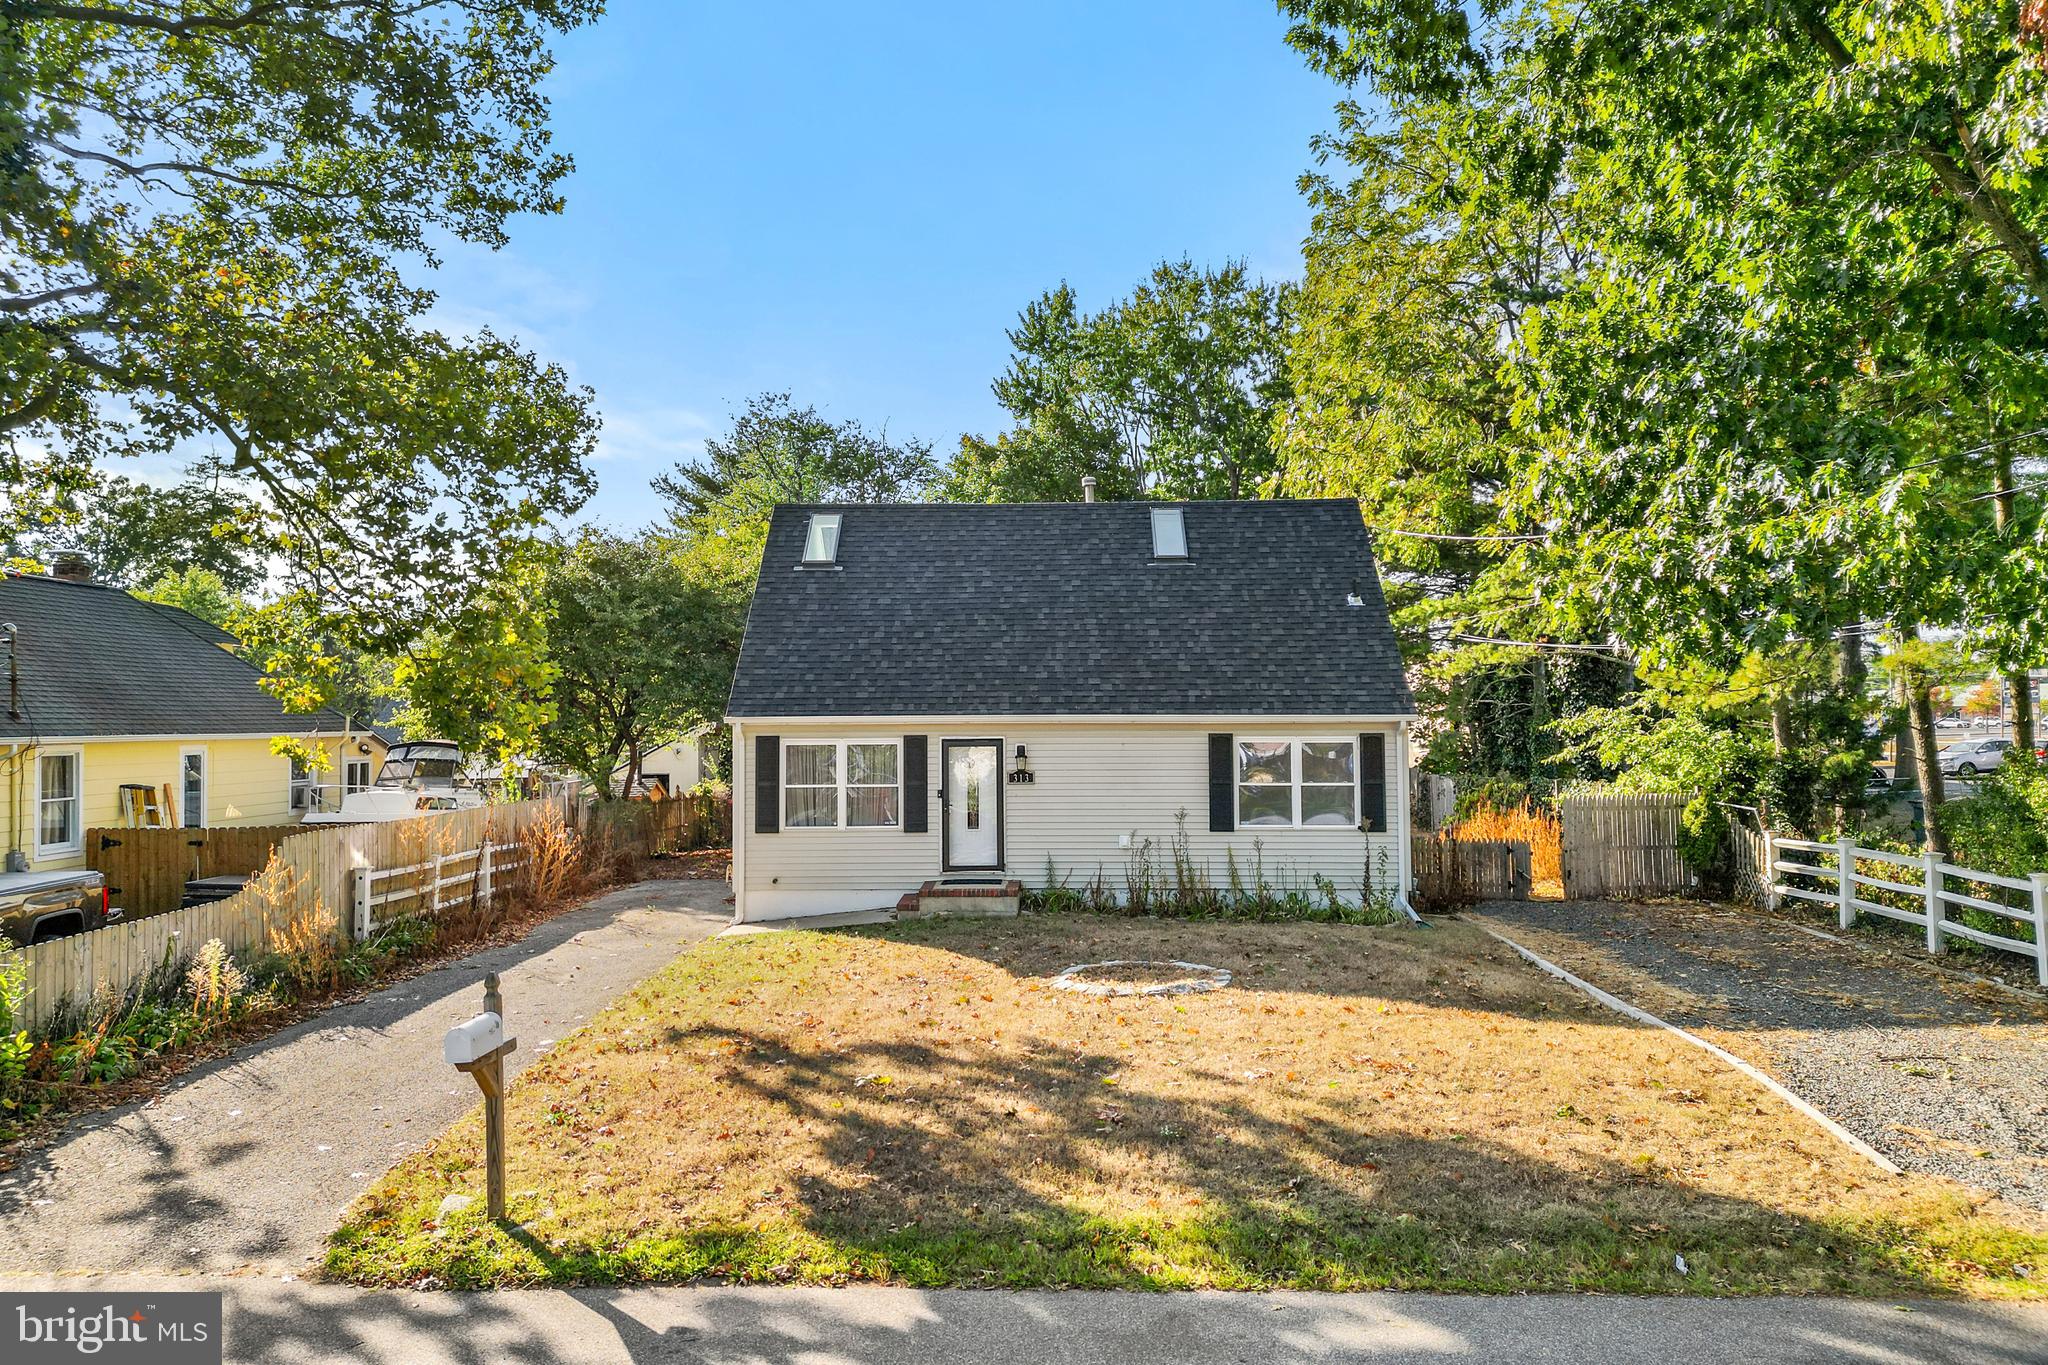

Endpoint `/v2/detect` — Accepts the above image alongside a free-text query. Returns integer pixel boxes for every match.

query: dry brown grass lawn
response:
[326,914,2048,1294]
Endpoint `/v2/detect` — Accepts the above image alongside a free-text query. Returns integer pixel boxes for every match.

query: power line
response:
[1372,527,1549,544]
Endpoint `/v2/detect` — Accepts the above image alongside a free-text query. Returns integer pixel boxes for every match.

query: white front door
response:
[943,740,1002,870]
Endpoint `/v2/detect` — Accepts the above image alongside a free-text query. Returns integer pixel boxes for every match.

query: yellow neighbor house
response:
[1,569,384,874]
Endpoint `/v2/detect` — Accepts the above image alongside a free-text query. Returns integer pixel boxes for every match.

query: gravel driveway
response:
[1475,899,2048,1210]
[0,878,730,1275]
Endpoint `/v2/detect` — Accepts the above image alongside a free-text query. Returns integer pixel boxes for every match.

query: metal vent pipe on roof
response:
[1081,475,1097,503]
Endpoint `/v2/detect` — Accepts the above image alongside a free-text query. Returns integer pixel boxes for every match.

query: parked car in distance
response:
[0,868,117,947]
[1938,737,2013,777]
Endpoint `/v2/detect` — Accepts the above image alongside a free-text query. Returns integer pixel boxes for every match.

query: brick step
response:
[897,877,1023,919]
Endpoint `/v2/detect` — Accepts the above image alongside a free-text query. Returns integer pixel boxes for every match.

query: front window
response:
[785,743,839,827]
[344,759,373,794]
[784,740,901,829]
[1237,739,1358,829]
[288,756,314,813]
[847,743,900,827]
[37,751,81,854]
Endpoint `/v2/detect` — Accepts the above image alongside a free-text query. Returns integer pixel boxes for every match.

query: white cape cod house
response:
[724,498,1417,921]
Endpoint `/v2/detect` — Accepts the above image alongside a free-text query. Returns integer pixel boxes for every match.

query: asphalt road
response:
[0,1280,2040,1365]
[0,878,730,1275]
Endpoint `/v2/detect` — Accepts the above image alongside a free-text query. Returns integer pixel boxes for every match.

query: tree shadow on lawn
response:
[652,1022,2010,1296]
[340,1003,2038,1296]
[325,916,2047,1294]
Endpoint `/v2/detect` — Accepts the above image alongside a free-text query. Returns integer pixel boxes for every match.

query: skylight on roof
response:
[802,513,842,565]
[1150,506,1187,559]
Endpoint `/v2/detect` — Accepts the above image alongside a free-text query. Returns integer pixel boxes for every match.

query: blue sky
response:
[425,1,1343,531]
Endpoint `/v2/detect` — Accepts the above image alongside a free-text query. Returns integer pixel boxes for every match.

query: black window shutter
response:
[1208,733,1235,832]
[1359,732,1388,833]
[903,735,928,833]
[754,734,779,834]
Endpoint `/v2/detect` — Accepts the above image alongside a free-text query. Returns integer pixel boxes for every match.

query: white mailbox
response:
[443,1011,505,1066]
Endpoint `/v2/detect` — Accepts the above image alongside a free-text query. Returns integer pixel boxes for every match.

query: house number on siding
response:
[1006,770,1035,785]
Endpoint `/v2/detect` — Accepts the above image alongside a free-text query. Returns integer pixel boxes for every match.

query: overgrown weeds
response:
[1023,811,1399,925]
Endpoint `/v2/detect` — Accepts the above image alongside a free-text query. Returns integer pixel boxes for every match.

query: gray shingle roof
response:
[0,573,352,740]
[726,500,1414,718]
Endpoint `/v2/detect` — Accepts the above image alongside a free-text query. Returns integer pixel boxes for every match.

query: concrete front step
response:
[897,877,1024,919]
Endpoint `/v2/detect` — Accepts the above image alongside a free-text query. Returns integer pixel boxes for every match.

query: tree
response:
[656,392,939,538]
[9,471,265,593]
[1276,0,2048,847]
[525,533,747,798]
[133,565,240,628]
[947,260,1293,502]
[4,1,602,654]
[1279,93,1624,785]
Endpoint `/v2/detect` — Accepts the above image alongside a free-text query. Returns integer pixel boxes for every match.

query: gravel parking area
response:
[1474,899,2048,1211]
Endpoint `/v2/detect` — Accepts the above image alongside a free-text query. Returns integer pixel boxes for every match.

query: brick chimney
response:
[50,552,94,583]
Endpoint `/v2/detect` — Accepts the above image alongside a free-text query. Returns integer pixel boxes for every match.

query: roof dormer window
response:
[802,513,842,565]
[1150,506,1187,560]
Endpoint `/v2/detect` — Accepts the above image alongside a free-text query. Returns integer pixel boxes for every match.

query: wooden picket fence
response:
[1559,791,1694,899]
[582,790,731,857]
[1411,833,1530,907]
[1,789,739,1032]
[2,792,574,1032]
[85,823,337,920]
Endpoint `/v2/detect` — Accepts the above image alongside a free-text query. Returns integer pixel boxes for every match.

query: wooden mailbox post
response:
[444,971,518,1220]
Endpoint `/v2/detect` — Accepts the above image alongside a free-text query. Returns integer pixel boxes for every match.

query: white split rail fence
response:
[352,838,528,938]
[1765,833,2048,986]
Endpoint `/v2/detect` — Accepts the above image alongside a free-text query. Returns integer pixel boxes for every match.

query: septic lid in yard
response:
[1049,960,1232,997]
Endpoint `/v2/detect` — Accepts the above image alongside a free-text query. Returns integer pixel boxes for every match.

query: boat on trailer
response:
[301,741,487,824]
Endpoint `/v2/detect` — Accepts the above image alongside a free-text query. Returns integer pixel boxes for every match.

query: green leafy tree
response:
[3,0,602,655]
[10,472,264,593]
[133,565,240,628]
[1277,0,2048,847]
[658,393,938,531]
[948,260,1293,502]
[526,533,748,798]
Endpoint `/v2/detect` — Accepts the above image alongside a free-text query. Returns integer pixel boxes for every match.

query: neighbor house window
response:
[181,747,207,827]
[783,739,901,829]
[802,513,842,565]
[344,758,373,794]
[288,756,314,813]
[1237,739,1358,828]
[1150,506,1187,559]
[37,749,82,855]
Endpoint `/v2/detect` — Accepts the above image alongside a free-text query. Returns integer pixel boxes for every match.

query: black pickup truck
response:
[0,869,117,947]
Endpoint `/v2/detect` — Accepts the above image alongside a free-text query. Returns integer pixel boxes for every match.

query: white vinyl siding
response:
[740,720,1401,919]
